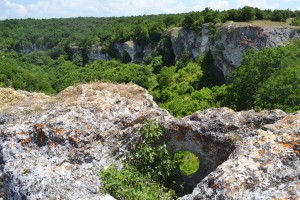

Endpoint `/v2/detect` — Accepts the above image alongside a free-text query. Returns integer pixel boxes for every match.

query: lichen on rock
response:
[0,83,299,199]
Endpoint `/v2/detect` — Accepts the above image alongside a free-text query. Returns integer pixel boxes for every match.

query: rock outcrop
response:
[17,43,47,54]
[170,27,202,59]
[211,23,300,79]
[180,111,300,200]
[0,83,165,199]
[0,83,299,199]
[88,45,112,62]
[75,22,299,80]
[115,41,144,63]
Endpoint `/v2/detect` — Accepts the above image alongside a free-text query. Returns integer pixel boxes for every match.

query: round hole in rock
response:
[174,150,200,176]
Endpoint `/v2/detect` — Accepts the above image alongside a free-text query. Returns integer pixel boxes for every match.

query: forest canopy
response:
[0,6,300,117]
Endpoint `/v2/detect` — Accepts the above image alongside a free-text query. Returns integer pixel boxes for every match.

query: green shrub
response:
[291,17,300,26]
[100,164,173,200]
[254,66,300,113]
[100,119,179,199]
[127,119,179,184]
[174,151,200,175]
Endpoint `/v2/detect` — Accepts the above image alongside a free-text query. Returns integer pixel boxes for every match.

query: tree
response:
[240,6,256,21]
[150,55,163,74]
[225,47,287,110]
[255,66,300,112]
[164,15,177,27]
[271,10,290,22]
[291,17,300,26]
[182,14,194,30]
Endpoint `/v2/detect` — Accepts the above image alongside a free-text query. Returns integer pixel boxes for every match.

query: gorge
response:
[1,9,300,199]
[45,22,300,81]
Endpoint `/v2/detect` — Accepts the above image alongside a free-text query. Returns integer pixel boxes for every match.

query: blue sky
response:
[1,0,299,20]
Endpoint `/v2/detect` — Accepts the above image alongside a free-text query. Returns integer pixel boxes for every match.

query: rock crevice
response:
[0,84,299,199]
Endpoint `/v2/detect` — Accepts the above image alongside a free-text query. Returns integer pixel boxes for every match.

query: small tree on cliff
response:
[240,6,256,21]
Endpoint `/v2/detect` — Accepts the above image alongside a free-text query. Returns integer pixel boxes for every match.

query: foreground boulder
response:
[0,83,299,199]
[180,111,300,199]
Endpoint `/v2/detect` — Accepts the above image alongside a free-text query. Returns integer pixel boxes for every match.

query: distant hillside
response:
[0,6,299,59]
[0,6,300,116]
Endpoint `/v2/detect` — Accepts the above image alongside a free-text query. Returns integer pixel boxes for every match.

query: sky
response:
[0,0,300,20]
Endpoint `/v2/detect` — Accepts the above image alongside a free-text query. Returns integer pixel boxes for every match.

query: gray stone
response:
[170,27,203,60]
[0,84,299,199]
[211,23,300,80]
[88,45,112,62]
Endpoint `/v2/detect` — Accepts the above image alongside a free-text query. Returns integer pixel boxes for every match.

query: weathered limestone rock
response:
[0,83,166,199]
[17,43,47,54]
[88,45,112,62]
[200,24,211,53]
[180,112,300,199]
[162,108,287,194]
[115,41,145,63]
[0,83,299,199]
[211,22,300,80]
[170,27,203,59]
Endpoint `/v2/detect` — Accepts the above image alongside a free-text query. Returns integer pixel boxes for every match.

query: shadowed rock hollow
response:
[0,83,299,199]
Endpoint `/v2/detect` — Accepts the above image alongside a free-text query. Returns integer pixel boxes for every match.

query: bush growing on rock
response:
[291,17,300,26]
[100,119,179,199]
[225,40,300,113]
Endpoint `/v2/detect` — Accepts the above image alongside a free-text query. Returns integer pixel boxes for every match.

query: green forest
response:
[1,6,300,199]
[1,6,300,117]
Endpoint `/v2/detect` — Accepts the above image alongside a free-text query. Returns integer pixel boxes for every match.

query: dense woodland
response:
[0,6,300,117]
[1,6,300,199]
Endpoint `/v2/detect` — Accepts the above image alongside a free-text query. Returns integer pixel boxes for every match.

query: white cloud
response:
[208,0,229,11]
[235,0,279,9]
[3,0,27,15]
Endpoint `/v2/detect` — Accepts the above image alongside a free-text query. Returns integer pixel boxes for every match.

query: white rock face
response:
[115,41,145,63]
[170,27,204,59]
[1,84,299,200]
[200,24,211,53]
[211,23,300,80]
[18,43,47,54]
[0,83,166,200]
[88,45,111,61]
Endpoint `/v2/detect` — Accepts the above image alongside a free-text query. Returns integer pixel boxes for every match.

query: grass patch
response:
[226,18,300,28]
[174,151,200,176]
[100,164,174,200]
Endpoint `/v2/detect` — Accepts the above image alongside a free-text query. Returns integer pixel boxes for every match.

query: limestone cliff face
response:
[170,27,202,59]
[0,83,299,199]
[17,43,47,54]
[77,23,299,80]
[88,45,112,61]
[169,24,210,60]
[169,23,300,80]
[211,23,300,79]
[115,41,144,63]
[7,22,300,80]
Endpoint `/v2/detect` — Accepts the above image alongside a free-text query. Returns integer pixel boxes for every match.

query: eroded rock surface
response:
[180,112,300,200]
[0,83,299,199]
[0,83,168,199]
[211,23,300,80]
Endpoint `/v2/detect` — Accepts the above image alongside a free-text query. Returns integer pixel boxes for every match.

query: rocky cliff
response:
[68,22,300,81]
[12,22,300,80]
[211,22,300,79]
[0,83,299,199]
